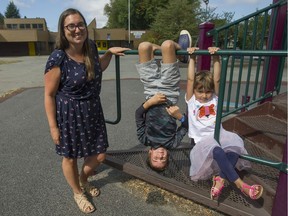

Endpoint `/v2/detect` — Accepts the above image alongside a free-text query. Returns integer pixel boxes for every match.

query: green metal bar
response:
[275,41,287,94]
[105,55,122,124]
[253,11,269,100]
[243,62,253,104]
[226,63,233,112]
[258,11,269,50]
[232,24,239,50]
[234,20,249,108]
[234,60,243,109]
[214,32,219,46]
[214,55,229,142]
[224,29,229,48]
[251,15,258,50]
[240,154,288,174]
[261,55,272,97]
[225,25,240,112]
[243,16,259,105]
[222,92,273,117]
[253,57,266,99]
[275,56,286,94]
[108,49,287,56]
[242,16,260,104]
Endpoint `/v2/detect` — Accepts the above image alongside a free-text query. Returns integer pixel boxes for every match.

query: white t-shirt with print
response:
[186,94,219,143]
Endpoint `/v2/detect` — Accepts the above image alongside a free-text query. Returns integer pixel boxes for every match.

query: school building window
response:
[32,23,44,30]
[19,24,31,29]
[6,24,18,29]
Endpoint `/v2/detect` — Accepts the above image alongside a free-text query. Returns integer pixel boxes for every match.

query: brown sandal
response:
[74,192,95,214]
[79,179,100,197]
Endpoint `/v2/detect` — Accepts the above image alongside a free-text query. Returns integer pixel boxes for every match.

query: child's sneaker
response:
[178,30,192,63]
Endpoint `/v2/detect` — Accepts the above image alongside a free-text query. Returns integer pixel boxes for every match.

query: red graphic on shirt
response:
[198,104,216,118]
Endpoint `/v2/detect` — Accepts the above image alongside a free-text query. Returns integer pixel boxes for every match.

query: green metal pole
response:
[105,55,122,124]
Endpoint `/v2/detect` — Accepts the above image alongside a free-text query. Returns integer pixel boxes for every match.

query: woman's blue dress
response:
[45,48,108,158]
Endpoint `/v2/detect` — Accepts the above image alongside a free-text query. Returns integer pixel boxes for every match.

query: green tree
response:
[0,13,4,25]
[5,1,21,18]
[150,0,201,44]
[104,0,236,45]
[132,0,170,29]
[104,0,126,28]
[197,6,234,25]
[104,0,169,29]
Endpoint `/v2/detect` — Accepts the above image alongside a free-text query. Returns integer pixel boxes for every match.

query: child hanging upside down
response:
[135,31,191,171]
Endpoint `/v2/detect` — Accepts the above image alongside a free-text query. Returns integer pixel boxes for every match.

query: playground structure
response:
[100,1,287,215]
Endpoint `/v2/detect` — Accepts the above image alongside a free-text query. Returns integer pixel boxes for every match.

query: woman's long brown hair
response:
[55,8,95,80]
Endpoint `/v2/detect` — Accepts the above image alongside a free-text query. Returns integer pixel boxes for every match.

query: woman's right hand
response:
[107,47,131,56]
[50,127,60,145]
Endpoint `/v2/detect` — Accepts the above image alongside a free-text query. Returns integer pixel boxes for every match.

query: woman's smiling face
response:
[63,13,87,45]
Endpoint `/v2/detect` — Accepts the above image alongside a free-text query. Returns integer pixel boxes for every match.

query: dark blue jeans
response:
[212,147,239,182]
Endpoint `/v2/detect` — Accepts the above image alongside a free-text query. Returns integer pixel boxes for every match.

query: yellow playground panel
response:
[96,40,108,51]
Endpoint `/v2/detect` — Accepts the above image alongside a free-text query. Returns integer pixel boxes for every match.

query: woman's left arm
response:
[99,47,131,72]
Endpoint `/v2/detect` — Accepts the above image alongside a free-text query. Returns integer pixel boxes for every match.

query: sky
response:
[0,0,273,32]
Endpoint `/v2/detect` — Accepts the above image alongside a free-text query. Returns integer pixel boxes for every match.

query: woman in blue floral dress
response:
[44,8,130,213]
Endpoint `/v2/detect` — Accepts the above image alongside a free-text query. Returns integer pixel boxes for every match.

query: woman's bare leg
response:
[80,153,106,183]
[62,157,82,194]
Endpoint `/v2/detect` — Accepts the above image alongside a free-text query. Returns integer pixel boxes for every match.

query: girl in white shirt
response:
[186,47,263,200]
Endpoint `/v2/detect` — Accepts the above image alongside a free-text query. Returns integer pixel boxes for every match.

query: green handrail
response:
[240,154,288,174]
[99,52,121,124]
[102,49,286,56]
